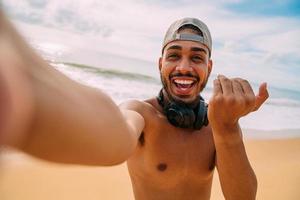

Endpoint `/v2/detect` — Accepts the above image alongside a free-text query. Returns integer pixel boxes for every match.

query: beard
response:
[160,72,208,108]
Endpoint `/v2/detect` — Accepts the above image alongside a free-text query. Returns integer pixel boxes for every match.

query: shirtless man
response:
[120,18,269,199]
[0,9,144,166]
[1,9,268,199]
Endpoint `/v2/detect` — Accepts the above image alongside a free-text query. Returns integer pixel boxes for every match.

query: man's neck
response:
[160,89,201,109]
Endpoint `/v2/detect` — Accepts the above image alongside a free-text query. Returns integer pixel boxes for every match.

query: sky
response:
[2,0,300,92]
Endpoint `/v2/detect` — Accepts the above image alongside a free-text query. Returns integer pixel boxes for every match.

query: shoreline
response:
[243,128,300,139]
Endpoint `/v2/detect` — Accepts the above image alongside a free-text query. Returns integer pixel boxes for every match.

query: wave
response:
[53,61,160,83]
[268,86,300,102]
[52,61,300,108]
[265,98,300,107]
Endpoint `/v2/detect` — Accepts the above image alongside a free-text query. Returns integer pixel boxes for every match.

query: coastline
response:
[243,128,300,139]
[1,130,299,200]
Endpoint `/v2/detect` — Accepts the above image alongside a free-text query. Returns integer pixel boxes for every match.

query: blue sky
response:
[226,0,300,17]
[2,0,300,92]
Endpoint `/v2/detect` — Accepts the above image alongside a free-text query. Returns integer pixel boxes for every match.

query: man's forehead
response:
[164,40,209,54]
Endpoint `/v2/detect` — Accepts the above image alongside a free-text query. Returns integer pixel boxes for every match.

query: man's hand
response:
[208,75,269,139]
[209,75,263,199]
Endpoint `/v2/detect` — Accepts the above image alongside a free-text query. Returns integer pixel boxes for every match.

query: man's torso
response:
[127,98,216,200]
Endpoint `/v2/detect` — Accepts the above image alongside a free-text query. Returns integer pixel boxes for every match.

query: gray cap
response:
[162,18,212,57]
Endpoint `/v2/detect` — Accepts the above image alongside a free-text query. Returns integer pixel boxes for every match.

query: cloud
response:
[2,0,300,91]
[28,0,48,8]
[3,0,115,36]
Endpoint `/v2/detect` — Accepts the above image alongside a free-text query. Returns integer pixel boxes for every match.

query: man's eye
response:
[167,54,180,59]
[192,56,204,62]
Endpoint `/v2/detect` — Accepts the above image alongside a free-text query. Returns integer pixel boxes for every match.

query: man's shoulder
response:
[120,99,149,109]
[119,98,159,116]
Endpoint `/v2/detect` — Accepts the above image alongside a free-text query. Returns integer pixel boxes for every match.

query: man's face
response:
[159,39,212,104]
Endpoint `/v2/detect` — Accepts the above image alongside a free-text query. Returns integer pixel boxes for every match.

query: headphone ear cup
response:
[194,100,208,129]
[166,103,184,127]
[181,107,195,128]
[165,103,195,129]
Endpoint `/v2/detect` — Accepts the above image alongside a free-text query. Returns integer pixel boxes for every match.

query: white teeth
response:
[174,79,194,85]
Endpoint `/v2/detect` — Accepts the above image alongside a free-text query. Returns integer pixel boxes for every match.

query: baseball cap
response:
[162,18,212,57]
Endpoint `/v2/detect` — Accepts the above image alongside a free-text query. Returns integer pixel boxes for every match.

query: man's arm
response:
[208,75,269,200]
[0,10,142,166]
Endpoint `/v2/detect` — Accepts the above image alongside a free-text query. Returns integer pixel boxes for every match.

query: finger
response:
[218,74,232,95]
[232,79,243,95]
[237,78,255,96]
[213,78,222,96]
[253,82,269,111]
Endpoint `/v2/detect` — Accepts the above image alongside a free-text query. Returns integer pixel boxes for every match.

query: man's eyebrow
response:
[191,47,207,54]
[166,45,182,51]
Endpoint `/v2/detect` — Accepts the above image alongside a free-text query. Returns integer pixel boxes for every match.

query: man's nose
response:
[175,58,192,73]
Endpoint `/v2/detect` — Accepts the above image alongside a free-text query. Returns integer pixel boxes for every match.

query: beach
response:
[1,129,299,200]
[1,1,300,199]
[0,44,299,200]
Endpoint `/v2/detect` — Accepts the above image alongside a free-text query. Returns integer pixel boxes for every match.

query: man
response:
[0,9,144,166]
[120,18,268,199]
[1,8,268,198]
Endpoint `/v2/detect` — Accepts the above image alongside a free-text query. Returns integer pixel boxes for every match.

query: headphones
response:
[157,90,208,130]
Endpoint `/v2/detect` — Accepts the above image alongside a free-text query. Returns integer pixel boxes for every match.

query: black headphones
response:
[157,90,209,130]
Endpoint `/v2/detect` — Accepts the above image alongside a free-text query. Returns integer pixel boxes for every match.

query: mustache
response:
[169,72,200,81]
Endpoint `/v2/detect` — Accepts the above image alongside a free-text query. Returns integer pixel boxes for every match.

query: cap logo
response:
[175,33,205,43]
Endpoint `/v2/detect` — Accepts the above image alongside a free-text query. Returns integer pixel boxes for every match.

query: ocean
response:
[49,61,300,135]
[33,40,300,139]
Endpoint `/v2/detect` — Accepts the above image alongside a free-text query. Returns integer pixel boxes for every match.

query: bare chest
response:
[128,118,216,190]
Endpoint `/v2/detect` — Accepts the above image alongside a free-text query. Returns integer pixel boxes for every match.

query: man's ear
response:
[158,57,162,71]
[208,59,213,77]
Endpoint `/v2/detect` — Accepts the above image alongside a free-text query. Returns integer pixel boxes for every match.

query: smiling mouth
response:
[173,79,196,90]
[170,76,198,96]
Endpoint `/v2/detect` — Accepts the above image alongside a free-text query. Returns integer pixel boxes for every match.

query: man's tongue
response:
[173,80,195,94]
[177,83,191,89]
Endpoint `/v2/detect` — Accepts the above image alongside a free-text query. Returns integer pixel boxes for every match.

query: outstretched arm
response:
[208,75,269,200]
[0,10,141,166]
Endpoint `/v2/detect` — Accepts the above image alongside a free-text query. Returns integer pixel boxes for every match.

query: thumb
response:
[253,82,269,111]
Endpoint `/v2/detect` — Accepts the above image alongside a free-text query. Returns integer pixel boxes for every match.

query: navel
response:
[157,163,168,172]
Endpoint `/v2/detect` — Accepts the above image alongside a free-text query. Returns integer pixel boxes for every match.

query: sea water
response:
[51,62,300,134]
[34,40,300,138]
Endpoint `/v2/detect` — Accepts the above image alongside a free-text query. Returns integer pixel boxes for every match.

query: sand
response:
[211,137,300,200]
[0,131,299,200]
